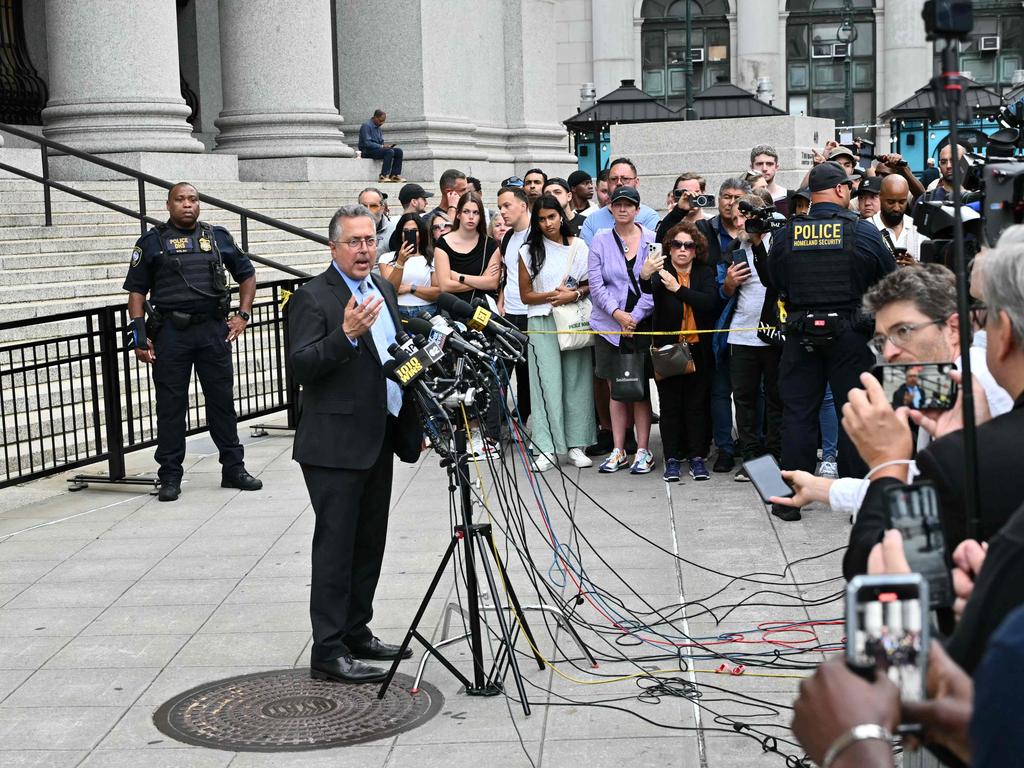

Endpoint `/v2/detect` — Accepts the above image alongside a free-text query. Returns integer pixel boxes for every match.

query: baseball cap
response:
[609,186,640,206]
[567,170,592,188]
[808,161,853,192]
[827,145,857,163]
[853,176,882,197]
[398,183,432,206]
[790,186,812,203]
[544,177,571,193]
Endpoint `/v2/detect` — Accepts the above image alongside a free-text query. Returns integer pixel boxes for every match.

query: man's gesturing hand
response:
[342,294,384,340]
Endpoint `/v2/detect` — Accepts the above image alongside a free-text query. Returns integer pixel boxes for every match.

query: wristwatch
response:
[235,309,251,322]
[458,274,466,284]
[409,284,417,296]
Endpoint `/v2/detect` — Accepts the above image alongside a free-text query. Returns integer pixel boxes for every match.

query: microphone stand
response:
[377,364,542,714]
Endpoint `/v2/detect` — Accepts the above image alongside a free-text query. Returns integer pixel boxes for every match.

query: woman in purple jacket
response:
[587,186,657,474]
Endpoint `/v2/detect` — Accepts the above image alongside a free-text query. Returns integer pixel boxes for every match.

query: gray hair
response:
[862,262,957,321]
[719,177,752,196]
[328,204,374,241]
[982,225,1024,345]
[357,187,385,205]
[750,144,779,164]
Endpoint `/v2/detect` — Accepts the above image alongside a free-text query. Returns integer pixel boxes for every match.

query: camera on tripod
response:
[739,200,786,234]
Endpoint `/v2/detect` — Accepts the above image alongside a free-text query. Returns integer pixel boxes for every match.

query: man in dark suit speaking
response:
[288,204,423,683]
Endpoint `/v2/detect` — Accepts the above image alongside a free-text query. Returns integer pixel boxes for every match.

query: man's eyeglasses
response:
[336,236,377,249]
[501,176,524,188]
[669,240,696,250]
[868,319,947,355]
[608,176,636,185]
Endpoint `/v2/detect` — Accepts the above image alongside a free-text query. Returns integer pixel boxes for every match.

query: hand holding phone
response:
[640,243,664,278]
[742,454,794,503]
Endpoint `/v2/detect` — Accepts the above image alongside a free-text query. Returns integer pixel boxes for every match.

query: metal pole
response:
[684,0,693,119]
[137,178,148,237]
[40,145,51,227]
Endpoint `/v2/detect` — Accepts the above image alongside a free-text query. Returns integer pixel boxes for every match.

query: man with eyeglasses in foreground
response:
[766,161,895,521]
[287,204,423,684]
[771,264,1011,536]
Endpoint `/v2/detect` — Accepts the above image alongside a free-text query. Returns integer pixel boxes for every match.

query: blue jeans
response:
[361,145,403,176]
[398,303,437,320]
[710,349,735,455]
[819,384,838,461]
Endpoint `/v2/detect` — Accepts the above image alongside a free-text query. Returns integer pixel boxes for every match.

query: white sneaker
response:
[567,448,593,468]
[531,453,556,472]
[817,460,839,479]
[469,434,484,457]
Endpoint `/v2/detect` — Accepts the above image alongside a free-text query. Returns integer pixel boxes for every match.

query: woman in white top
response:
[378,213,441,319]
[518,195,596,471]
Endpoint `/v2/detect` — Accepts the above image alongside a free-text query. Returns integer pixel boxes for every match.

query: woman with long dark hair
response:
[378,213,441,318]
[433,191,501,305]
[517,195,595,471]
[639,220,718,482]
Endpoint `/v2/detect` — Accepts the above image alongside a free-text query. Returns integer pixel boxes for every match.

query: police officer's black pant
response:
[778,327,874,478]
[152,319,244,482]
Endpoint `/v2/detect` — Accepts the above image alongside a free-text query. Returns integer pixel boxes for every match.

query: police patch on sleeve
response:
[130,246,142,267]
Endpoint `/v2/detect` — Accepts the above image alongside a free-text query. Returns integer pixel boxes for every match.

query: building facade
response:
[556,0,1024,159]
[2,0,578,181]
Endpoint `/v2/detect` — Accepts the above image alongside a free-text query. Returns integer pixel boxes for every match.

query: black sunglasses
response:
[670,240,696,250]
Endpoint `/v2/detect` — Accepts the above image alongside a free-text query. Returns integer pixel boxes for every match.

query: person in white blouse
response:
[377,213,442,319]
[518,195,596,472]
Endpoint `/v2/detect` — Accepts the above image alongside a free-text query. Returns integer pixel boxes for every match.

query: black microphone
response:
[386,337,446,385]
[468,297,528,337]
[436,292,528,346]
[412,313,490,360]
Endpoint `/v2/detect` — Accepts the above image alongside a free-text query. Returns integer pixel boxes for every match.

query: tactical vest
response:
[785,210,860,311]
[149,222,228,312]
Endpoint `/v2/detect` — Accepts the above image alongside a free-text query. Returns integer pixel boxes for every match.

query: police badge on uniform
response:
[199,237,212,252]
[130,246,142,268]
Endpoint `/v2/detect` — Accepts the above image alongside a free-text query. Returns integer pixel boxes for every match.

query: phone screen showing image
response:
[873,362,957,411]
[846,575,929,701]
[884,484,954,609]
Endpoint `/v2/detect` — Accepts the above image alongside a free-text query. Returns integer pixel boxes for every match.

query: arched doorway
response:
[785,0,875,130]
[640,0,730,109]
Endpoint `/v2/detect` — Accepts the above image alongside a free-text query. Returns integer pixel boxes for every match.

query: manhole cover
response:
[153,669,443,751]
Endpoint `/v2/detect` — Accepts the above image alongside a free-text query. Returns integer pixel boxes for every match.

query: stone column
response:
[214,0,354,177]
[878,2,931,117]
[41,0,203,154]
[735,0,783,97]
[591,0,636,98]
[504,0,578,174]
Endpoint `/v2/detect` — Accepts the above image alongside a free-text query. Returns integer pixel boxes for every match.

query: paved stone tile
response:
[221,576,310,604]
[37,557,156,584]
[93,703,196,751]
[83,604,219,636]
[3,580,134,610]
[143,554,261,581]
[136,665,281,706]
[383,741,542,768]
[0,560,62,584]
[198,601,308,634]
[0,750,89,767]
[43,634,191,670]
[73,538,181,560]
[171,535,281,558]
[113,578,239,607]
[0,606,104,637]
[0,582,30,605]
[169,631,311,668]
[0,669,33,702]
[0,538,90,561]
[81,748,234,767]
[227,746,392,768]
[2,667,160,707]
[0,635,71,669]
[0,705,125,749]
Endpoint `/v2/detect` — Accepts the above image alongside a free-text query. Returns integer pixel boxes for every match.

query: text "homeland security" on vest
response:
[792,222,844,248]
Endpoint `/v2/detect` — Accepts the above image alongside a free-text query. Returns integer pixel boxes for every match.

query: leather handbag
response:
[651,341,695,380]
[550,239,593,351]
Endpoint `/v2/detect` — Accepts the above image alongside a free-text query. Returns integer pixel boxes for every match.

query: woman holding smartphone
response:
[639,221,718,483]
[518,196,596,472]
[378,213,441,319]
[587,186,656,475]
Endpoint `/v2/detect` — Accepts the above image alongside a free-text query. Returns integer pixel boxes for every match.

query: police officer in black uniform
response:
[123,182,263,502]
[768,162,895,521]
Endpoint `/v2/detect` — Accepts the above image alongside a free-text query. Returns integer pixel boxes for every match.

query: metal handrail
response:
[0,121,319,278]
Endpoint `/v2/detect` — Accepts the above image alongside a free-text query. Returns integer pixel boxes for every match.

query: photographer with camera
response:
[714,194,783,483]
[925,143,968,202]
[767,161,895,521]
[655,172,710,243]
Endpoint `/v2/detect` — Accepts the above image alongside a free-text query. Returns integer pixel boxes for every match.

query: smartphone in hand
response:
[872,362,957,411]
[743,454,793,503]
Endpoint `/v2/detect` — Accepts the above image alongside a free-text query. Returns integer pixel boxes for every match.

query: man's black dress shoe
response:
[158,481,180,502]
[348,636,413,661]
[771,503,802,522]
[310,655,387,683]
[221,470,263,491]
[712,452,735,473]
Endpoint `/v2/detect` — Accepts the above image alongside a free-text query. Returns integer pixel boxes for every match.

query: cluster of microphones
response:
[383,293,528,456]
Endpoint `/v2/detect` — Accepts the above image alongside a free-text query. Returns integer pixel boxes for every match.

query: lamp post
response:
[837,0,857,130]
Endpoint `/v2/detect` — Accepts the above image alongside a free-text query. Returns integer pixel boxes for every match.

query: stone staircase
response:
[0,175,432,485]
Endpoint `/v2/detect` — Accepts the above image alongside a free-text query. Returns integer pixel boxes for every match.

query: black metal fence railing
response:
[0,279,303,491]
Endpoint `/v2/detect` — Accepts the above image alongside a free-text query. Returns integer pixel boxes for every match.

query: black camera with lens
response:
[672,189,715,208]
[739,200,786,234]
[922,0,973,40]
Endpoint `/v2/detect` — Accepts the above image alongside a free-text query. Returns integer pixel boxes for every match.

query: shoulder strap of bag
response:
[611,227,643,297]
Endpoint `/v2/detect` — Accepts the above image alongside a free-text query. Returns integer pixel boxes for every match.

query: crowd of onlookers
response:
[354,127,1024,764]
